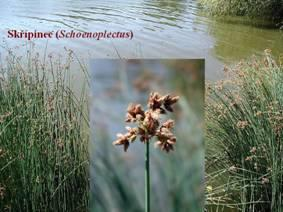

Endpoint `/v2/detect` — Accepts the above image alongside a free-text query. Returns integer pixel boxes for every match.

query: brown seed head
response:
[125,104,145,122]
[113,127,139,152]
[155,127,176,153]
[261,177,269,184]
[161,119,175,130]
[143,111,160,136]
[148,92,166,113]
[113,133,130,152]
[125,126,138,142]
[162,94,179,112]
[236,120,249,129]
[0,185,5,199]
[114,92,179,153]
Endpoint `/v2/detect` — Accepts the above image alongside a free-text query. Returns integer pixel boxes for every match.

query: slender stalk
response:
[113,92,179,211]
[145,140,150,212]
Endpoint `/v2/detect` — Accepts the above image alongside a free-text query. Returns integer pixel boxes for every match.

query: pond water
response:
[1,0,282,80]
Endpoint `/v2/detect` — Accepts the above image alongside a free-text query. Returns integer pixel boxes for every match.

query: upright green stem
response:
[145,140,150,212]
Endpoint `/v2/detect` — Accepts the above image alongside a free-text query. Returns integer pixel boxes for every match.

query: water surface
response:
[0,0,282,79]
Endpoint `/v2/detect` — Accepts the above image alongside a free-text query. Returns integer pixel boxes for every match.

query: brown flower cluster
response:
[113,92,179,152]
[236,120,249,129]
[0,185,5,200]
[0,112,12,124]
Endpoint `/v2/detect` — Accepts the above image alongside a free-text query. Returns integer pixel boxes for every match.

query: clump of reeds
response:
[0,47,89,211]
[205,50,283,211]
[199,0,283,24]
[113,92,179,212]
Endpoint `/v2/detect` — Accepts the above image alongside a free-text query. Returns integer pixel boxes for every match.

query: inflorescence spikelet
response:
[113,92,179,153]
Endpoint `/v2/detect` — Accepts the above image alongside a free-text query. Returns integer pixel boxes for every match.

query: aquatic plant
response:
[0,47,89,211]
[199,0,283,24]
[113,92,179,212]
[206,50,283,211]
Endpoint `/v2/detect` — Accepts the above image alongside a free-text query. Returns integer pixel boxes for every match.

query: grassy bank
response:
[199,0,283,25]
[0,48,89,211]
[205,51,283,211]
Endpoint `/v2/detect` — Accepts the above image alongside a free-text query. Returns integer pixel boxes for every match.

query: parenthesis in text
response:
[130,30,133,40]
[55,30,59,40]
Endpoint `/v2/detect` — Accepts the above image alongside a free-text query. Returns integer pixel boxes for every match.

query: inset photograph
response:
[90,59,204,212]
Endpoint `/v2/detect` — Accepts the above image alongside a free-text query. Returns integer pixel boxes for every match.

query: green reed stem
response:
[145,140,150,212]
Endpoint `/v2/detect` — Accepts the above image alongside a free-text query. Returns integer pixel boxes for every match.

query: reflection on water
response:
[142,0,187,26]
[0,0,282,79]
[207,18,283,63]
